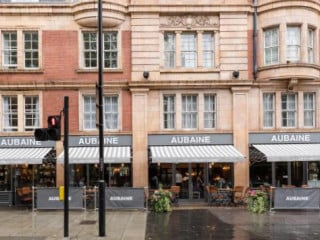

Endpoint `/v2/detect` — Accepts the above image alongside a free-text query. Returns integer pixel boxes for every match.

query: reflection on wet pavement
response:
[145,209,263,240]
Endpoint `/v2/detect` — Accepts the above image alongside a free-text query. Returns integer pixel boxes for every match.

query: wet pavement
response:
[145,207,320,240]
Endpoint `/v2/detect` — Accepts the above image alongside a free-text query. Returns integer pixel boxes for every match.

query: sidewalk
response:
[0,208,147,240]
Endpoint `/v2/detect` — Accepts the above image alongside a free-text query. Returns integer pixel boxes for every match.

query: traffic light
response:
[34,115,61,141]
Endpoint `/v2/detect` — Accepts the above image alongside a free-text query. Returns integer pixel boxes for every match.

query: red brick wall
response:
[122,90,132,131]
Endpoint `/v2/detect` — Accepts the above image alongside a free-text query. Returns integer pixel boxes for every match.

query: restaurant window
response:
[281,93,296,127]
[307,28,314,64]
[286,26,300,62]
[202,32,214,68]
[182,95,198,129]
[24,32,39,68]
[263,93,275,128]
[181,32,197,68]
[264,27,279,65]
[2,31,17,68]
[82,31,118,69]
[163,95,175,129]
[204,94,216,128]
[303,92,315,127]
[24,96,39,131]
[164,32,176,68]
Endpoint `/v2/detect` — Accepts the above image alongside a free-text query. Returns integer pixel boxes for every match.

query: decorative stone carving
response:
[163,15,218,29]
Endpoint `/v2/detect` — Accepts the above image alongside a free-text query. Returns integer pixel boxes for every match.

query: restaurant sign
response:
[69,135,132,147]
[249,132,320,144]
[0,136,55,148]
[148,134,233,146]
[274,188,320,209]
[105,188,145,209]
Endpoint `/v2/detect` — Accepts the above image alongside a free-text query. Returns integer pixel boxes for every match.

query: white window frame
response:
[182,95,198,129]
[204,94,216,129]
[24,31,39,69]
[286,26,301,62]
[264,27,279,65]
[82,31,118,69]
[307,28,314,64]
[263,93,275,128]
[164,32,176,68]
[181,32,197,68]
[163,95,176,129]
[24,95,39,131]
[2,95,18,132]
[104,95,119,130]
[281,93,297,128]
[303,92,315,128]
[83,95,96,131]
[2,31,17,68]
[202,32,214,68]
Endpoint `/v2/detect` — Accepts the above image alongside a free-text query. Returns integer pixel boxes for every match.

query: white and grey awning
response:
[57,147,131,164]
[150,145,245,163]
[0,147,53,165]
[252,144,320,162]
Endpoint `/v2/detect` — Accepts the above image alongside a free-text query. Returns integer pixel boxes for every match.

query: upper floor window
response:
[2,95,39,132]
[286,26,300,62]
[163,31,214,69]
[202,33,214,68]
[204,94,216,128]
[263,93,275,128]
[82,31,118,69]
[264,28,279,65]
[304,92,315,127]
[164,32,176,68]
[307,28,314,64]
[182,95,197,129]
[82,95,119,131]
[24,32,39,68]
[281,93,296,127]
[2,32,17,68]
[181,32,197,68]
[163,95,175,129]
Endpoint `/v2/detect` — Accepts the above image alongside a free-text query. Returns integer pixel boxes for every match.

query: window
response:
[204,95,216,128]
[24,32,39,68]
[182,95,197,129]
[286,26,300,62]
[2,96,18,132]
[304,92,315,127]
[24,96,39,131]
[83,31,118,69]
[104,96,118,129]
[2,32,17,68]
[83,95,96,130]
[281,93,296,127]
[307,28,314,64]
[181,33,197,68]
[263,93,275,128]
[83,32,97,68]
[164,32,176,68]
[202,33,214,68]
[264,28,279,65]
[83,95,119,130]
[163,95,175,129]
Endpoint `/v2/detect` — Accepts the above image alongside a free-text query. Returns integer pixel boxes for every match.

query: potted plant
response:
[246,189,269,214]
[150,186,172,213]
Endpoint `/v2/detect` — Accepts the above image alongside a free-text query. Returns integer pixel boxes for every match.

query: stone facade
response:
[0,0,320,189]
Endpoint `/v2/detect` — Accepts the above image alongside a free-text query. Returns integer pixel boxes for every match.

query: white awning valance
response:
[0,148,53,165]
[57,147,131,164]
[252,144,320,162]
[150,145,245,163]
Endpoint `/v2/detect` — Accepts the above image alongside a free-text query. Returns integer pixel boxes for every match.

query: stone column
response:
[231,87,250,188]
[131,88,149,187]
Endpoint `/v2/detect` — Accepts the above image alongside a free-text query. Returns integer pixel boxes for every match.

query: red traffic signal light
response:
[34,115,61,141]
[48,115,61,128]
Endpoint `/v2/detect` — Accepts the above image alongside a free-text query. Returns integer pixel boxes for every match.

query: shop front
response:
[249,132,320,188]
[148,134,245,201]
[0,136,56,206]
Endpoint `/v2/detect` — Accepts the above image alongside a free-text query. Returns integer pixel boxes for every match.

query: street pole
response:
[63,96,69,238]
[97,0,106,236]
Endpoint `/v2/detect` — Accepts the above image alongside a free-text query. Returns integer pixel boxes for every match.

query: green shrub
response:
[246,189,269,214]
[151,188,172,213]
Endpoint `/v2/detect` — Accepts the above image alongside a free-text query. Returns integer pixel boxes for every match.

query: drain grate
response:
[80,220,97,225]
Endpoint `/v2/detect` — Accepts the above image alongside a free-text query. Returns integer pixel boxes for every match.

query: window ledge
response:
[0,68,43,73]
[76,68,123,73]
[160,67,220,73]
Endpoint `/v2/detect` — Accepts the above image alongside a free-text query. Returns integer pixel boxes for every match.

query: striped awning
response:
[150,145,245,163]
[57,147,131,164]
[252,144,320,162]
[0,147,53,165]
